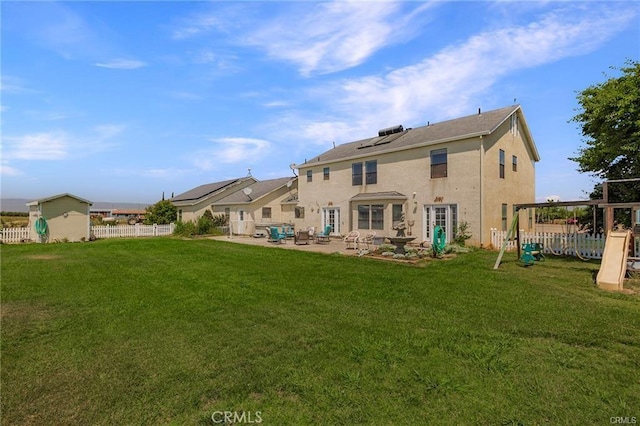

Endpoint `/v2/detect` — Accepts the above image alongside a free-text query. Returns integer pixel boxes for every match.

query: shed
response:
[27,193,92,243]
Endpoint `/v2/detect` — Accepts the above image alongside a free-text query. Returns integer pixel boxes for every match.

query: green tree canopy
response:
[144,199,177,225]
[570,60,640,181]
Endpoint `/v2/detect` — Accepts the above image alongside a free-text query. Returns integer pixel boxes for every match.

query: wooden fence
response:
[1,223,175,243]
[491,228,606,259]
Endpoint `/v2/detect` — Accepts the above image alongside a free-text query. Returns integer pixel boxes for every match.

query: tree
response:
[569,60,640,230]
[569,60,640,181]
[144,199,177,225]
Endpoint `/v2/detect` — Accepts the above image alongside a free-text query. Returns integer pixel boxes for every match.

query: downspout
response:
[479,135,484,247]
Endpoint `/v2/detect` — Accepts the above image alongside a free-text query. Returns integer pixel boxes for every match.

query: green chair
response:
[269,226,286,244]
[316,225,332,244]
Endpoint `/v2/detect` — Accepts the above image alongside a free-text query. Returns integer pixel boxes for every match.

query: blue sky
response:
[2,1,638,204]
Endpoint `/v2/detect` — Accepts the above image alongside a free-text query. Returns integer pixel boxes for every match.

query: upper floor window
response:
[512,155,518,172]
[431,149,447,178]
[352,162,363,186]
[306,170,312,182]
[499,149,505,179]
[262,207,272,219]
[365,160,377,185]
[323,167,330,180]
[295,206,305,219]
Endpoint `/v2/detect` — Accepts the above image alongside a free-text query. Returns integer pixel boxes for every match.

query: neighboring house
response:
[171,177,257,223]
[211,177,298,236]
[295,105,540,247]
[27,193,92,243]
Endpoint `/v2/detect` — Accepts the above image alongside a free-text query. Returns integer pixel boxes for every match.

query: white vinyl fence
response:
[1,223,175,243]
[91,223,175,239]
[491,228,606,260]
[0,227,31,243]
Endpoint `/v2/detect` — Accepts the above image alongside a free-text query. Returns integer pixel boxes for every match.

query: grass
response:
[2,238,639,425]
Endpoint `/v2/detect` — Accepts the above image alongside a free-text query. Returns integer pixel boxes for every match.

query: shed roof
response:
[297,105,539,167]
[26,193,92,206]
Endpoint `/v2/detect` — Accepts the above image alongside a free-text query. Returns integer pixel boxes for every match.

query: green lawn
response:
[2,238,639,425]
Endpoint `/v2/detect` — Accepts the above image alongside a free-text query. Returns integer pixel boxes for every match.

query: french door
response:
[422,204,457,243]
[322,208,341,234]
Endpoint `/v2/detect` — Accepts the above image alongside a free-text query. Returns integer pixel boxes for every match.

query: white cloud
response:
[3,132,69,160]
[174,2,434,76]
[0,161,23,176]
[243,2,427,76]
[94,58,147,69]
[114,167,191,178]
[193,137,271,170]
[278,4,636,145]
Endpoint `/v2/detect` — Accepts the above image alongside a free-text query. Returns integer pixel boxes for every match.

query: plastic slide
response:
[596,230,631,291]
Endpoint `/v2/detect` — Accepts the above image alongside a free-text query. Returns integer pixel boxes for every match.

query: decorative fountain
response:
[386,214,416,254]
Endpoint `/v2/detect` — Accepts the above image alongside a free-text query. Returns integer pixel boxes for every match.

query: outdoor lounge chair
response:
[358,232,376,250]
[315,225,331,244]
[294,229,310,245]
[269,226,286,244]
[344,231,360,249]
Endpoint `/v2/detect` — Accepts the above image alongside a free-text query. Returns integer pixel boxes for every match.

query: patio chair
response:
[315,225,332,244]
[294,229,310,245]
[283,225,295,239]
[343,231,360,249]
[307,226,316,240]
[269,226,287,244]
[358,232,376,250]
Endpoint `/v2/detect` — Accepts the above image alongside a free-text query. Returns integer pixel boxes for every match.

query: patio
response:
[208,235,363,256]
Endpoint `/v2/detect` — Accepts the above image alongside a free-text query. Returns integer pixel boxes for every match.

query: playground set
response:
[494,178,640,292]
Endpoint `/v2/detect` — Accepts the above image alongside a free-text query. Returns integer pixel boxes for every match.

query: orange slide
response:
[597,230,631,291]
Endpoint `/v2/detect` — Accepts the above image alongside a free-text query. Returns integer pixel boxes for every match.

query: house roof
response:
[297,105,540,168]
[212,177,296,205]
[171,177,256,204]
[26,193,92,206]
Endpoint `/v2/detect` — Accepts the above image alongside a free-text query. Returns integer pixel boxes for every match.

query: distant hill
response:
[1,198,151,213]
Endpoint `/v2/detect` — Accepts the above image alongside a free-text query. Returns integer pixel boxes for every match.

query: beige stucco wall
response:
[297,115,537,247]
[481,117,536,246]
[298,138,483,243]
[29,196,91,243]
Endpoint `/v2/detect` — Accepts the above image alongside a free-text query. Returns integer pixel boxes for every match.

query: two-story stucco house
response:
[294,105,540,247]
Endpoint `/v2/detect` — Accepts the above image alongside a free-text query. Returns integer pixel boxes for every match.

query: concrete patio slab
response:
[208,235,362,256]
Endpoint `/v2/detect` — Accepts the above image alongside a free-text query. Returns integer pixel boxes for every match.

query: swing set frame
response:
[493,178,640,269]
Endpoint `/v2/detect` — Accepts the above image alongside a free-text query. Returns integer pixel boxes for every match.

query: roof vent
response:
[378,124,404,137]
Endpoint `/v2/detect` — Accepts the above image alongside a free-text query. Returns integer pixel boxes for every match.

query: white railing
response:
[491,228,606,259]
[91,223,175,239]
[0,223,175,243]
[0,227,31,243]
